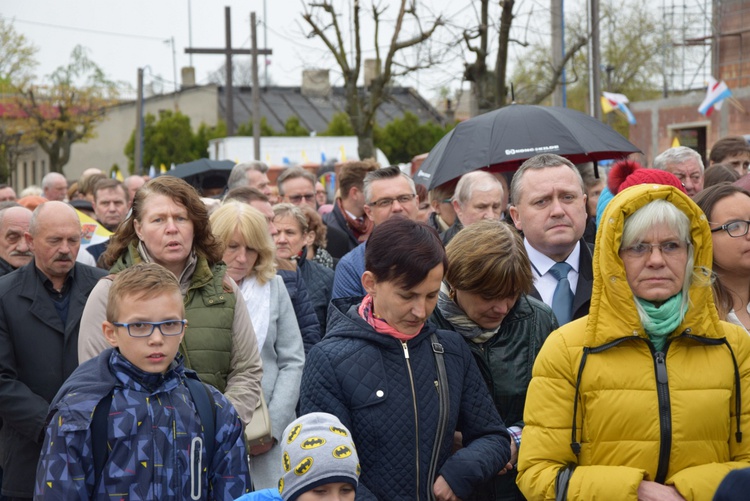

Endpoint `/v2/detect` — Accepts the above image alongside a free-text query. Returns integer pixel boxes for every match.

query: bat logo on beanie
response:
[330,426,348,437]
[280,413,361,500]
[301,437,327,449]
[294,457,314,476]
[287,424,302,443]
[332,445,352,459]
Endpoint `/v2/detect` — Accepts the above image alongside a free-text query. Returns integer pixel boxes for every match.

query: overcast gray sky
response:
[1,0,554,101]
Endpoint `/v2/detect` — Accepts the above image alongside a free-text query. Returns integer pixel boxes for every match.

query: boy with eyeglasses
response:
[35,263,249,500]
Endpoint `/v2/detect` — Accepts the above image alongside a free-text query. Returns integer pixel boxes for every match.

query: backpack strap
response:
[90,379,216,491]
[91,391,113,489]
[185,377,216,465]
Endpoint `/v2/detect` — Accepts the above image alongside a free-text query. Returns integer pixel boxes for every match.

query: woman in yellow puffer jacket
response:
[517,184,750,501]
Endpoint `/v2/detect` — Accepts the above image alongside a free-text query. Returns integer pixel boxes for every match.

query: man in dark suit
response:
[0,201,106,500]
[509,154,593,325]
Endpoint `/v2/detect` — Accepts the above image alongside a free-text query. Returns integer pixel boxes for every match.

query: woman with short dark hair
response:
[300,216,510,500]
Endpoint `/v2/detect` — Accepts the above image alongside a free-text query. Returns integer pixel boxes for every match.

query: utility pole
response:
[185,7,272,136]
[551,0,564,107]
[251,12,261,161]
[587,0,602,120]
[135,68,144,176]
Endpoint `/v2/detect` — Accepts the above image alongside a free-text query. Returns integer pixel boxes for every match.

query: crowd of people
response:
[0,134,749,500]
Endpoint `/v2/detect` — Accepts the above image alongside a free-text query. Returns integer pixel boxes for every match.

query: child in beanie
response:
[235,412,360,501]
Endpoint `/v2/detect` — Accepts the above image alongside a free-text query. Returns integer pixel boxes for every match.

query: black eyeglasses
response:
[368,193,416,209]
[711,220,750,238]
[112,320,187,338]
[287,194,316,203]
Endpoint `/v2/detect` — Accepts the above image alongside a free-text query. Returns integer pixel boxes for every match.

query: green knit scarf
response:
[636,292,685,352]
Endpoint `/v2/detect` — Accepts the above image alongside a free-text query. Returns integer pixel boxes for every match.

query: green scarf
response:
[636,292,685,351]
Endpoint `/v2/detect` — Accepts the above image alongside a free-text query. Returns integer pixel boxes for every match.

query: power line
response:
[3,15,169,42]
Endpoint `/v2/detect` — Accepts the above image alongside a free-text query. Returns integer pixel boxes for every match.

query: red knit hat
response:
[607,159,687,195]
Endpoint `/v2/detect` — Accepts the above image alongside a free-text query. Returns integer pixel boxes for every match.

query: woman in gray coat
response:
[211,201,305,489]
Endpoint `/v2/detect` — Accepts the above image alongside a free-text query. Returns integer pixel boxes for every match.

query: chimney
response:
[364,59,381,87]
[301,69,331,98]
[181,67,196,89]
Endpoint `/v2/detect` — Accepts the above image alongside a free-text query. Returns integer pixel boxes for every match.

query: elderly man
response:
[276,167,318,209]
[709,136,750,176]
[123,175,146,204]
[0,185,17,203]
[323,160,379,254]
[0,206,33,277]
[227,161,273,198]
[509,154,592,326]
[0,201,106,499]
[442,170,504,244]
[653,146,705,197]
[41,172,68,201]
[332,165,420,299]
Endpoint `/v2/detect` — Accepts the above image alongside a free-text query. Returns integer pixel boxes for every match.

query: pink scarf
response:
[358,294,422,341]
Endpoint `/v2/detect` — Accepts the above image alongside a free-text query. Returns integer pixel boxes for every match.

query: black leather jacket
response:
[429,294,557,501]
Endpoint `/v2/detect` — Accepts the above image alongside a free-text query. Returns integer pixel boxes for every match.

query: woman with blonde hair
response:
[211,201,305,489]
[431,219,557,501]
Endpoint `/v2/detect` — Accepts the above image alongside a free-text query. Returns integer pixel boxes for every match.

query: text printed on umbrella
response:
[505,145,560,155]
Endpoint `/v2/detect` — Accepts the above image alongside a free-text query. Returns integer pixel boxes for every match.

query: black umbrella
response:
[414,104,641,189]
[158,159,235,191]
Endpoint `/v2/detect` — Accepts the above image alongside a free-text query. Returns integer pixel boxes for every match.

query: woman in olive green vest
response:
[78,176,263,433]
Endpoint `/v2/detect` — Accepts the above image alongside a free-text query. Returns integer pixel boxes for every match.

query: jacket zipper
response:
[402,341,420,500]
[653,350,672,484]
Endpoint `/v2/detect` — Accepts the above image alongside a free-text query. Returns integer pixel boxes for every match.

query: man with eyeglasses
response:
[0,201,107,500]
[332,165,420,299]
[277,166,352,260]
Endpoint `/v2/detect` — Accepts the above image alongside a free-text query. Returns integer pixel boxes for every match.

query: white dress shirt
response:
[524,239,580,308]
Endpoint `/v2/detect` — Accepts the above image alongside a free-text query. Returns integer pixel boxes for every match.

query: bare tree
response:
[463,0,586,113]
[302,0,443,160]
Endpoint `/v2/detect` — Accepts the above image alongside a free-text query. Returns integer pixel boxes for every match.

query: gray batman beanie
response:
[278,412,360,501]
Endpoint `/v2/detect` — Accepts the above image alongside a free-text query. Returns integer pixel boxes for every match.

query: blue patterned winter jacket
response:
[34,349,249,500]
[300,298,510,500]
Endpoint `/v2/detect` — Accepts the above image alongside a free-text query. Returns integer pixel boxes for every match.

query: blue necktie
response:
[549,262,574,326]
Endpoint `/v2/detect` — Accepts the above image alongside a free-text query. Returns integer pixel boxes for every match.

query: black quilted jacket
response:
[300,298,510,500]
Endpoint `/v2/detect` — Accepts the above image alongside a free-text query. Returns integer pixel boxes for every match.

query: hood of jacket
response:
[587,183,721,347]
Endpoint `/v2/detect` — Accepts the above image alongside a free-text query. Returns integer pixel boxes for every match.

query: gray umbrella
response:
[414,104,641,189]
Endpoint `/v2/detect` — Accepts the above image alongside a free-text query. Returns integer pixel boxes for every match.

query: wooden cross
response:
[185,6,272,136]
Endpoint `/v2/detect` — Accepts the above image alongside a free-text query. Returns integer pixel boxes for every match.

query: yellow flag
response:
[671,136,680,148]
[160,163,167,174]
[601,96,614,114]
[115,169,124,181]
[339,145,347,162]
